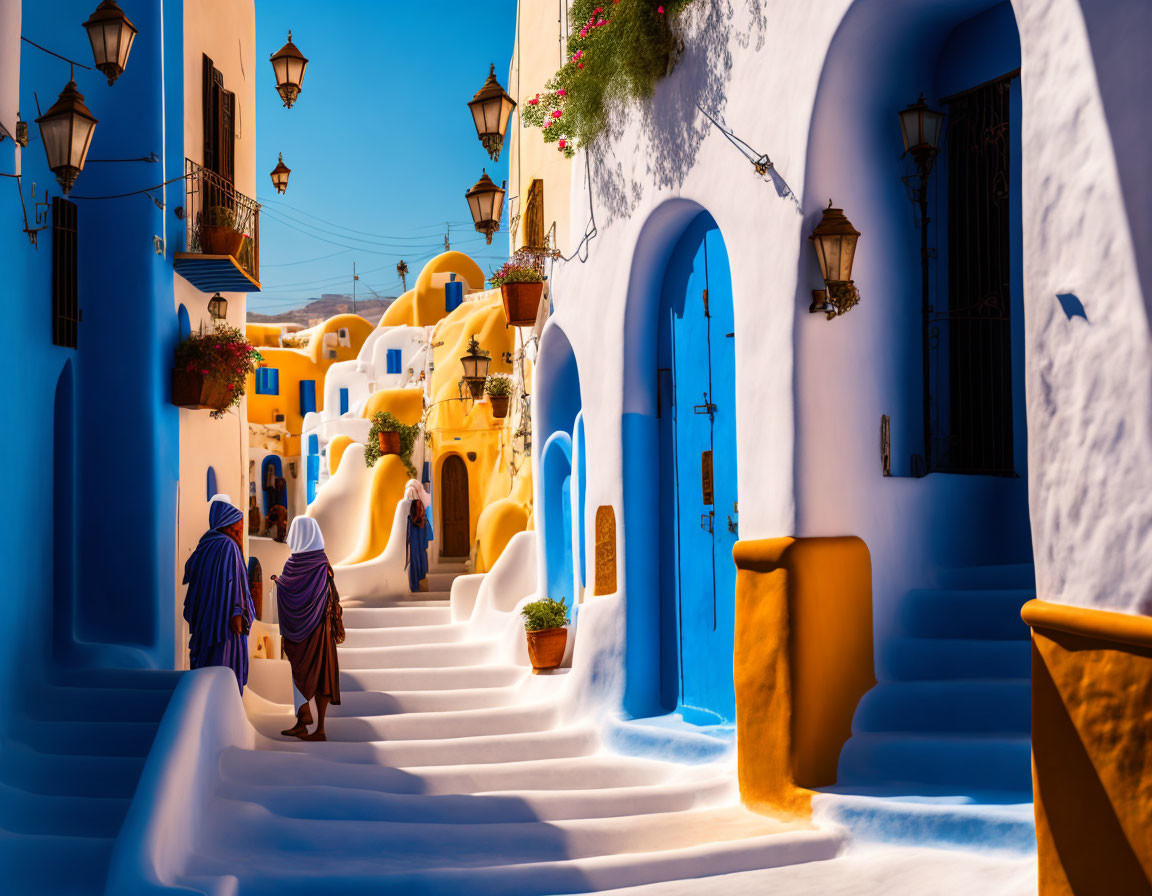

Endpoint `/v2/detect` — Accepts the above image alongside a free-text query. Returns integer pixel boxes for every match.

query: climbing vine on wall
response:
[365,411,420,479]
[521,0,698,158]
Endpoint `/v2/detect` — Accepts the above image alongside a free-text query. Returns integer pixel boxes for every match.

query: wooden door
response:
[440,455,470,557]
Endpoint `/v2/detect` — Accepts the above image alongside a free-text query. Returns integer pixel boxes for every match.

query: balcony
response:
[174,159,261,292]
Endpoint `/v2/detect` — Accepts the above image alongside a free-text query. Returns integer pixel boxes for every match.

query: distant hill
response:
[247,293,394,326]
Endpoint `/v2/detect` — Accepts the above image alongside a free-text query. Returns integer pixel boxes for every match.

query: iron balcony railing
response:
[184,158,260,283]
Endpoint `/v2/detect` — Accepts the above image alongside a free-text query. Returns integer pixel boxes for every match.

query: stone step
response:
[0,830,115,896]
[225,775,737,824]
[837,733,1032,793]
[251,703,559,743]
[879,637,1031,682]
[339,665,526,692]
[336,639,496,670]
[341,623,467,649]
[425,572,460,592]
[0,781,129,839]
[342,593,452,609]
[18,718,161,759]
[23,684,173,725]
[325,686,521,716]
[852,680,1031,735]
[260,726,600,768]
[896,589,1033,640]
[341,606,452,628]
[1,739,147,799]
[935,564,1036,590]
[219,749,683,796]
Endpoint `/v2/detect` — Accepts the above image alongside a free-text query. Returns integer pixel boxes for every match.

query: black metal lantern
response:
[459,335,491,400]
[270,153,291,194]
[899,94,945,176]
[808,201,861,319]
[82,0,138,86]
[468,63,517,162]
[465,170,505,245]
[35,81,98,194]
[208,292,228,322]
[270,31,308,108]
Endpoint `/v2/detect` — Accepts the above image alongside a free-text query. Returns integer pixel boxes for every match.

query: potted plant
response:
[365,410,420,478]
[489,257,546,327]
[173,323,262,418]
[199,205,245,258]
[520,597,570,673]
[485,373,514,418]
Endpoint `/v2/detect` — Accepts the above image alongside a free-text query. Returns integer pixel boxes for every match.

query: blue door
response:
[657,213,737,725]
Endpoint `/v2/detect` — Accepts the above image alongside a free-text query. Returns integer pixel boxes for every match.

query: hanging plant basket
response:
[171,369,231,411]
[377,430,402,455]
[500,281,545,327]
[488,395,510,418]
[526,627,567,673]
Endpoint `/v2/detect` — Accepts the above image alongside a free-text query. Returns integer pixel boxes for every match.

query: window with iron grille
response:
[926,75,1016,476]
[52,197,79,349]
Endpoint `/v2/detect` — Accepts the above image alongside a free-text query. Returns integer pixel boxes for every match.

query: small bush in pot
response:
[200,205,245,258]
[521,597,570,673]
[489,258,546,327]
[485,373,514,418]
[173,323,261,418]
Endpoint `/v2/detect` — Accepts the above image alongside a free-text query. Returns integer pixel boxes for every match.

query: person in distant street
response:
[266,504,288,542]
[272,516,342,741]
[183,495,255,693]
[405,481,432,593]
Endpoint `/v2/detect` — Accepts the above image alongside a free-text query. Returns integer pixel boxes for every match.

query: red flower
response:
[578,62,584,68]
[552,109,562,119]
[658,5,665,13]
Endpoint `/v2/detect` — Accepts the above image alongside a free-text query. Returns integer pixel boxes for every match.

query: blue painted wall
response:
[0,0,184,724]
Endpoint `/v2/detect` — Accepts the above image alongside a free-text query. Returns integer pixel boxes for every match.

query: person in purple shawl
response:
[183,495,256,693]
[405,481,432,593]
[273,516,341,741]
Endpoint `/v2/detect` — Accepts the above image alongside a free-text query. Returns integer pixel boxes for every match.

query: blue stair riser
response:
[880,637,1031,681]
[898,589,1034,640]
[837,735,1032,793]
[852,681,1031,734]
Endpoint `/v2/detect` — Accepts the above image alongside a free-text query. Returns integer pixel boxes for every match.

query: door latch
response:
[700,511,713,533]
[693,392,716,416]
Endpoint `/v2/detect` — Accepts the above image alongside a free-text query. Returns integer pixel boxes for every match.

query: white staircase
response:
[177,559,844,893]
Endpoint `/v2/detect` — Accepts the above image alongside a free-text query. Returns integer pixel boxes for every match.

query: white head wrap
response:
[286,516,325,554]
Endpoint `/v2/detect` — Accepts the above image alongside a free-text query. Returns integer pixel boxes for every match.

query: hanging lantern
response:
[35,81,98,194]
[208,292,228,323]
[467,63,517,162]
[269,153,291,194]
[459,335,491,400]
[270,31,308,108]
[82,0,138,86]
[808,201,861,319]
[899,94,945,176]
[465,170,505,245]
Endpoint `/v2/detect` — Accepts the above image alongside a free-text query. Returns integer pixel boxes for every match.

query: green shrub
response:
[521,597,570,632]
[521,0,698,158]
[365,410,420,478]
[485,373,515,397]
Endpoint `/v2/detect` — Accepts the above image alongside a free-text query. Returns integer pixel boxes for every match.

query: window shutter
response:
[386,348,403,374]
[202,55,217,174]
[339,387,349,415]
[299,379,317,415]
[525,179,544,249]
[51,197,79,349]
[221,89,235,184]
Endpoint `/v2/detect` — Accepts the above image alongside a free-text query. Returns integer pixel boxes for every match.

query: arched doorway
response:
[440,454,470,558]
[540,432,575,607]
[621,204,738,724]
[260,455,284,516]
[798,0,1033,798]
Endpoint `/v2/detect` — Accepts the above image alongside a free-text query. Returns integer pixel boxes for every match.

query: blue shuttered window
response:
[444,280,463,312]
[386,349,403,374]
[299,379,317,415]
[255,367,279,395]
[339,387,349,414]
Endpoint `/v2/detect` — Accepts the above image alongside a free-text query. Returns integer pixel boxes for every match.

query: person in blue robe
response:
[183,495,256,693]
[405,484,432,593]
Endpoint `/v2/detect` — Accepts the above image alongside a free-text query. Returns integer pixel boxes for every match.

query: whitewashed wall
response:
[545,0,1152,625]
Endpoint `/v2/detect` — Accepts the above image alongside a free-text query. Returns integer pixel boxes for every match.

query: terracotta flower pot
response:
[526,626,567,673]
[377,430,402,455]
[488,395,510,418]
[171,369,230,410]
[200,224,245,258]
[500,281,545,327]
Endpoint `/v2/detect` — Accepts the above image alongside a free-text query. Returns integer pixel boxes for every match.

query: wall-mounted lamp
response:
[269,153,290,194]
[36,80,98,194]
[208,292,228,322]
[808,201,861,319]
[465,170,505,245]
[83,0,138,86]
[467,63,517,162]
[270,31,308,108]
[459,334,491,400]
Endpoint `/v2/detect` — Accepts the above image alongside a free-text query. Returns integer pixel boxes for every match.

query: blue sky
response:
[253,0,518,312]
